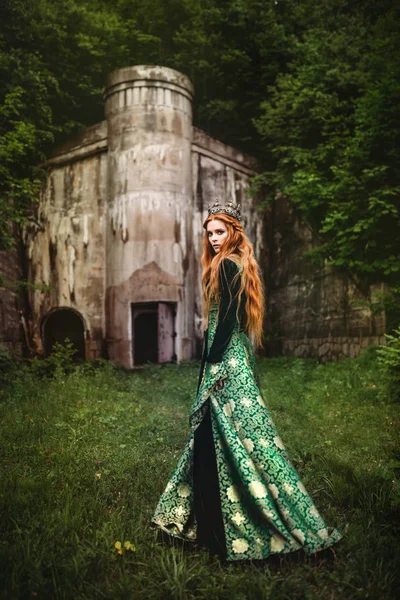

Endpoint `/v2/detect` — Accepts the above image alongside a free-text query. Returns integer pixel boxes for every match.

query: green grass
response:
[0,346,399,599]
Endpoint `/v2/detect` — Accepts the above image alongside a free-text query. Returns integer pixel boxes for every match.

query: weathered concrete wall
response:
[23,123,108,360]
[266,196,386,361]
[0,244,23,355]
[104,66,194,367]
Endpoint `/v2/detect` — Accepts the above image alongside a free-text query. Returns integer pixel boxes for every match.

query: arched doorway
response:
[42,308,86,360]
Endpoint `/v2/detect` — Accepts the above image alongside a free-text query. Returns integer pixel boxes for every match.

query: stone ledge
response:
[281,335,385,362]
[192,127,259,175]
[105,65,194,98]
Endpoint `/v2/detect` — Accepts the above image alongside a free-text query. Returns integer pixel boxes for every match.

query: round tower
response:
[104,66,195,367]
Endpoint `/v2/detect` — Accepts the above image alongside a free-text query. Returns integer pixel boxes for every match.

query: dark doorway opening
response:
[132,302,176,366]
[42,308,86,360]
[133,304,158,365]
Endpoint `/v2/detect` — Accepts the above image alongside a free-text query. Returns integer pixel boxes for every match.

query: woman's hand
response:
[214,379,224,391]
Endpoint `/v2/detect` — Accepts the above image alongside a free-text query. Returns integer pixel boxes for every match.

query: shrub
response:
[0,339,21,385]
[28,339,78,379]
[376,326,400,402]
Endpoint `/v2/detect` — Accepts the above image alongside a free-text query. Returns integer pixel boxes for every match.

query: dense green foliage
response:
[0,0,130,248]
[254,1,400,290]
[0,350,399,598]
[1,0,399,302]
[377,326,400,402]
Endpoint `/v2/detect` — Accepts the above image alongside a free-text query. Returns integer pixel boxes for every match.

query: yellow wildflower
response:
[123,541,136,552]
[114,541,123,555]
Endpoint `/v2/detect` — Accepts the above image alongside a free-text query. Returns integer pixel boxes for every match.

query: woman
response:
[152,199,342,561]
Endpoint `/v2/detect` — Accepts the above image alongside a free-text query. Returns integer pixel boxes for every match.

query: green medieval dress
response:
[152,258,342,561]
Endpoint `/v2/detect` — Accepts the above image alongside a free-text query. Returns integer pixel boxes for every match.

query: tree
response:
[254,1,400,320]
[0,0,131,248]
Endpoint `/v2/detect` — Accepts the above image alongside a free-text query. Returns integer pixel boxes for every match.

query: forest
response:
[1,0,399,308]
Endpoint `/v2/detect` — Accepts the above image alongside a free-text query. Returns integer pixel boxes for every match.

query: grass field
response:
[0,347,399,599]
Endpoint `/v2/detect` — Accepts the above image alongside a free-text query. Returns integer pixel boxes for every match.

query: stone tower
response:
[103,66,195,366]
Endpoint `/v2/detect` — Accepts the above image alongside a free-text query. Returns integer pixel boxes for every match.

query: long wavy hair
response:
[201,213,265,349]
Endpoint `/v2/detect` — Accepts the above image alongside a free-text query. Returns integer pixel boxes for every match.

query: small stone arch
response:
[41,307,86,360]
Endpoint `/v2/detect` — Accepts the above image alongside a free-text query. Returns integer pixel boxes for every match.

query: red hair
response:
[201,213,265,349]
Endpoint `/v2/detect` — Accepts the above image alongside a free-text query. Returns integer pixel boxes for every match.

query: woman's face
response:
[206,218,228,254]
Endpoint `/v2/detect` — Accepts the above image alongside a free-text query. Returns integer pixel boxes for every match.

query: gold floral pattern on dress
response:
[223,402,233,417]
[242,438,254,453]
[232,538,249,553]
[151,269,343,561]
[318,528,329,539]
[174,505,185,519]
[297,481,307,494]
[249,480,268,499]
[292,528,306,544]
[281,508,296,529]
[273,436,285,449]
[270,534,285,552]
[283,483,293,496]
[232,511,246,526]
[257,395,266,407]
[177,483,191,498]
[210,363,220,375]
[227,485,240,502]
[259,437,270,447]
[240,397,252,407]
[268,483,279,499]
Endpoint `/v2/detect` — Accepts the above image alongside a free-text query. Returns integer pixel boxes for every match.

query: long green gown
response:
[152,258,342,561]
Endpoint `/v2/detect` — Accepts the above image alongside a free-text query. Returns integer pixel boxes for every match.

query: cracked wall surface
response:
[23,148,107,359]
[266,196,386,361]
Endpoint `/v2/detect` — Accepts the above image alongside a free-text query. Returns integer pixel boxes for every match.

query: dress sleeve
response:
[206,259,241,364]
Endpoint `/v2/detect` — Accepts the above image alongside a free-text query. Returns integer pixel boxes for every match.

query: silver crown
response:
[207,198,241,222]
